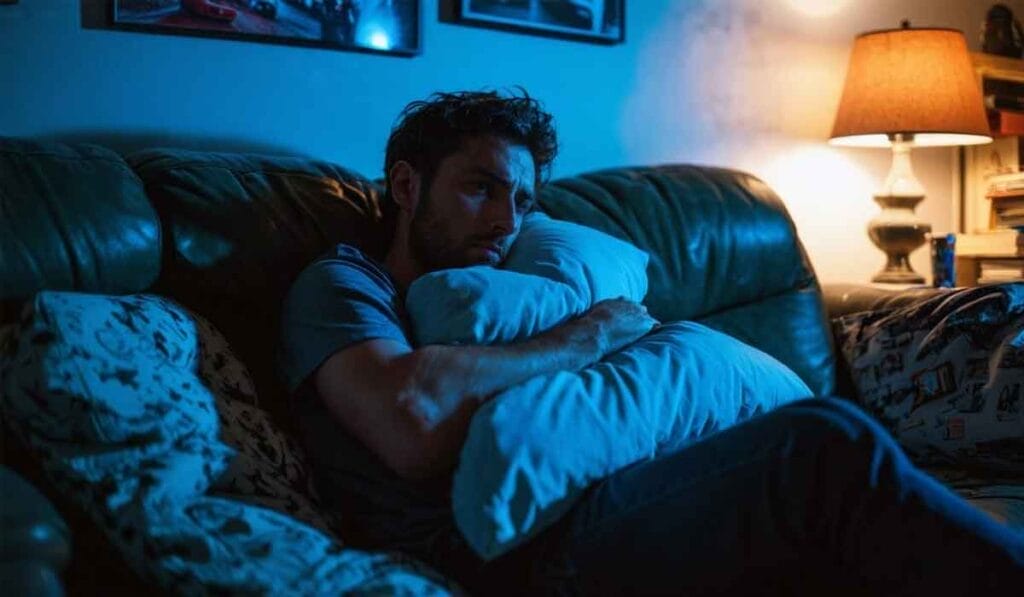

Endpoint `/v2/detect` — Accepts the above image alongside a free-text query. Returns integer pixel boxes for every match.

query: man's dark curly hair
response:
[383,89,558,209]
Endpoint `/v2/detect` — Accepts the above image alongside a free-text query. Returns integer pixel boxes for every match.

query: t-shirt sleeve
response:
[278,249,411,393]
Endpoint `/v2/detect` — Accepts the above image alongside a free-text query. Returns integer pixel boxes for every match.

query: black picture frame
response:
[109,0,421,57]
[454,0,624,45]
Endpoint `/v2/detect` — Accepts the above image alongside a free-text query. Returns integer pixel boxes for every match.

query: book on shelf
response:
[986,171,1024,193]
[955,230,1024,256]
[986,109,1024,136]
[985,94,1024,112]
[993,205,1024,228]
[987,192,1024,227]
[977,258,1024,284]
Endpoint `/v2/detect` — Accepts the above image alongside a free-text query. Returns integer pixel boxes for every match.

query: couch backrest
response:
[0,138,160,313]
[0,139,837,410]
[538,165,836,396]
[126,148,392,424]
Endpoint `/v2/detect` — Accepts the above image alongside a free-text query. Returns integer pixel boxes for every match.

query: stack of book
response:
[977,258,1024,284]
[986,172,1024,229]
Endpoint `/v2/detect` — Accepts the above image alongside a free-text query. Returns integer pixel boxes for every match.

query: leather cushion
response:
[0,138,160,322]
[823,283,952,319]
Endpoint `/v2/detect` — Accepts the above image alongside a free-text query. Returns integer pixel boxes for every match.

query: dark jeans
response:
[421,398,1024,595]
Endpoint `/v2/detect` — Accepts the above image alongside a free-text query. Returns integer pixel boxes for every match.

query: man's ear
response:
[389,161,421,214]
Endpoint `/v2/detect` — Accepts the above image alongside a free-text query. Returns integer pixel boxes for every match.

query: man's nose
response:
[489,192,518,234]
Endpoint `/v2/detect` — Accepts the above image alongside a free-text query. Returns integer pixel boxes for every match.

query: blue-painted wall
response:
[1,0,685,179]
[0,0,1011,282]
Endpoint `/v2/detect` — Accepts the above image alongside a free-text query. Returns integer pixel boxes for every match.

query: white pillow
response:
[406,212,649,346]
[407,268,583,346]
[451,321,814,560]
[503,211,649,305]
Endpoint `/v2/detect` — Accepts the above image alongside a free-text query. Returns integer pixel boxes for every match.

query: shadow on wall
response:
[35,130,307,159]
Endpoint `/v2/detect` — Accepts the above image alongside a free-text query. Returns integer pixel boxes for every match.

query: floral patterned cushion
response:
[833,284,1024,473]
[193,312,259,407]
[187,309,337,533]
[0,291,457,594]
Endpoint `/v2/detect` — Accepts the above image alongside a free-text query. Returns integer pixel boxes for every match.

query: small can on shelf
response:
[931,233,956,288]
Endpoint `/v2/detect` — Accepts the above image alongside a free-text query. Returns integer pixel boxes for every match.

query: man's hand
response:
[584,298,660,357]
[402,298,659,430]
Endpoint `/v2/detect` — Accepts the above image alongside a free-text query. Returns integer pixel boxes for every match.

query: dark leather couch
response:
[0,137,1014,593]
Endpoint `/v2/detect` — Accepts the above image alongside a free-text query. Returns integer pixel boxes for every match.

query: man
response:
[280,90,1022,594]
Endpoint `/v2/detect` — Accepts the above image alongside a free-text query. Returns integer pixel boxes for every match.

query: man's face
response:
[410,135,537,271]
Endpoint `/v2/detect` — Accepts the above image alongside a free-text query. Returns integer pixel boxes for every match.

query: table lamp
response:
[829,22,992,283]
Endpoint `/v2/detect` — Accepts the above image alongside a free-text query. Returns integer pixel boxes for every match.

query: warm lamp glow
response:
[829,27,991,146]
[830,133,991,148]
[785,0,852,18]
[828,24,991,285]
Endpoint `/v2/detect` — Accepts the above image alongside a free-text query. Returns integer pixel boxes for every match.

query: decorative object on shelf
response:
[109,0,420,56]
[830,21,991,284]
[452,0,624,45]
[981,3,1023,58]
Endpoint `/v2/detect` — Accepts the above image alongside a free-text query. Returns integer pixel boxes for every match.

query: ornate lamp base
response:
[867,194,930,284]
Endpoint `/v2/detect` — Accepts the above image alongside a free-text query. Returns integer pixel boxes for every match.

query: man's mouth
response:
[472,239,505,260]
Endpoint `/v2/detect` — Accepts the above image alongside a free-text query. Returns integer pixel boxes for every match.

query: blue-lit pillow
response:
[503,211,649,305]
[407,212,649,346]
[407,267,583,346]
[451,321,813,560]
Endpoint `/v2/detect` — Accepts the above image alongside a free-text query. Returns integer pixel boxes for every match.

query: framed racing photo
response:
[109,0,421,56]
[454,0,624,45]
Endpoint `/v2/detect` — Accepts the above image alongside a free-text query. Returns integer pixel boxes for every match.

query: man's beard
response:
[409,189,466,272]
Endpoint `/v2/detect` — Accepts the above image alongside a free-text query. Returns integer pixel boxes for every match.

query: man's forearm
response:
[401,314,605,429]
[391,298,655,479]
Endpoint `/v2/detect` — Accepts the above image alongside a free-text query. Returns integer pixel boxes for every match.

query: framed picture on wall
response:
[109,0,420,56]
[454,0,624,44]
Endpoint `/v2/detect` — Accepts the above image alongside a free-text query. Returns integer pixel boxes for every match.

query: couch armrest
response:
[822,283,953,320]
[0,466,70,597]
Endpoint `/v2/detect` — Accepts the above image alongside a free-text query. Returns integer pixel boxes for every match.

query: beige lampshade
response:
[830,26,991,147]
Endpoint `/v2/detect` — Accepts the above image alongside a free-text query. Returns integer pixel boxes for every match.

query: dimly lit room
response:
[2,0,1023,594]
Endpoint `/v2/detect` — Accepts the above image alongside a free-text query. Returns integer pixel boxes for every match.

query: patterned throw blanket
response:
[1,292,458,595]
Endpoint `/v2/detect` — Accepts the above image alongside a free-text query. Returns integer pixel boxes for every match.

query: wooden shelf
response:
[972,52,1024,84]
[960,54,1024,243]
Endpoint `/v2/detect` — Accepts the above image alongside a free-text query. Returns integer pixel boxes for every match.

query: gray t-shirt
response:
[279,244,452,548]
